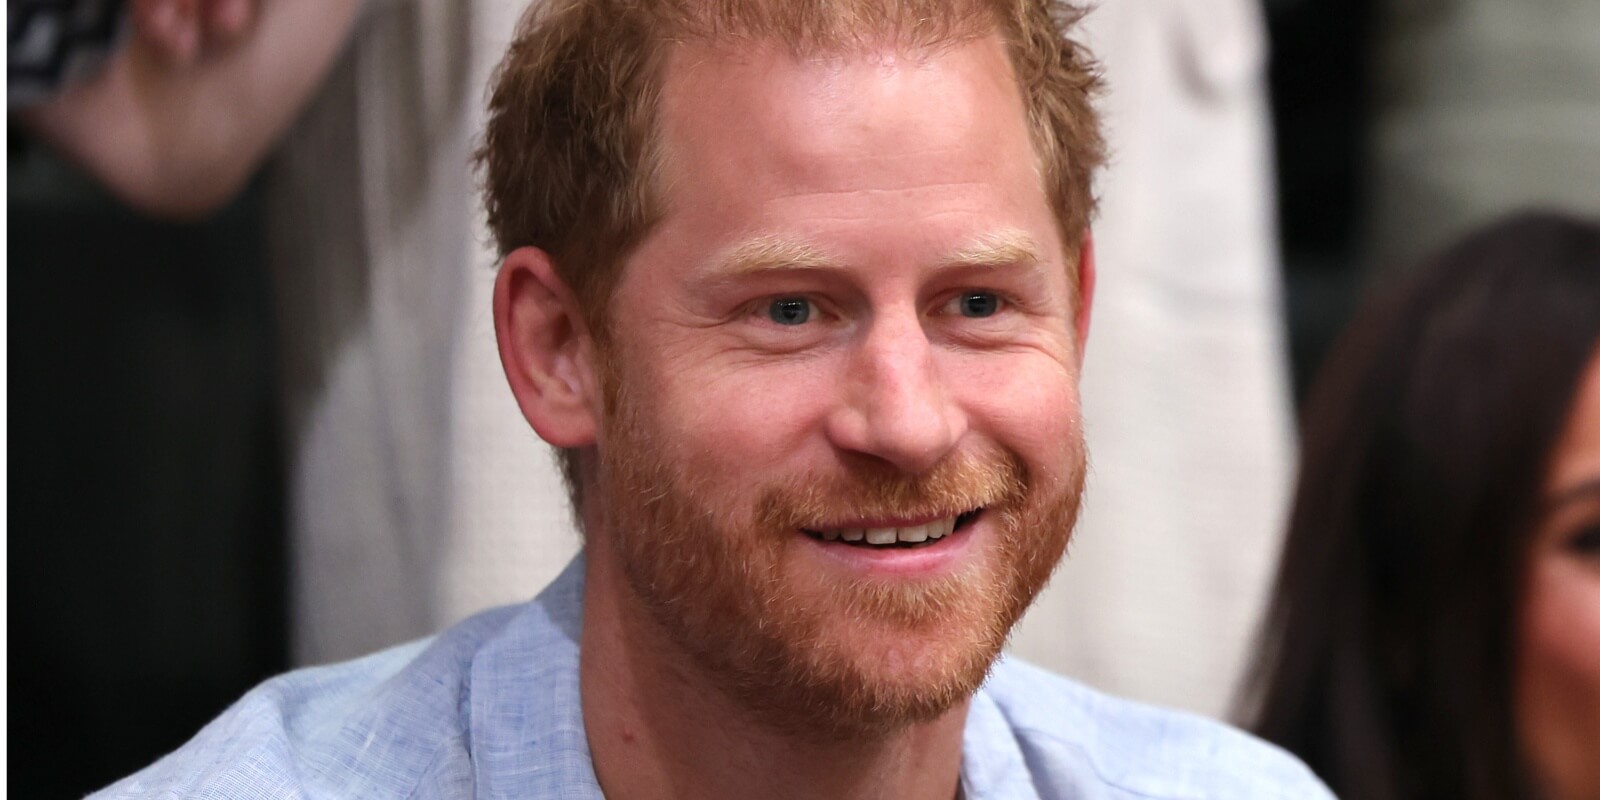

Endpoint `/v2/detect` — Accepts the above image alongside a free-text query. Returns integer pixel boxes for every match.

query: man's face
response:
[590,34,1089,739]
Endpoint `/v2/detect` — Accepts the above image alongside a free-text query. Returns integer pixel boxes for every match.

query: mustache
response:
[754,448,1029,531]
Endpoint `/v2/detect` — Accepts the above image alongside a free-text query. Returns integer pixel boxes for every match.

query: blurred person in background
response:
[11,0,361,216]
[9,0,364,793]
[11,0,537,669]
[261,0,489,665]
[10,1,547,793]
[1245,211,1600,799]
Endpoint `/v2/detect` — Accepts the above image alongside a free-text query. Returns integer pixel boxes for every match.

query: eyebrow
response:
[943,231,1043,270]
[705,230,1044,278]
[1544,476,1600,515]
[709,236,840,276]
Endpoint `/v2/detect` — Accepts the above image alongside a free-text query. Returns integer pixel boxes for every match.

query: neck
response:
[579,547,969,800]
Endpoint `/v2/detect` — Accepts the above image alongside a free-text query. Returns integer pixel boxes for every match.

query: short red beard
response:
[595,376,1085,741]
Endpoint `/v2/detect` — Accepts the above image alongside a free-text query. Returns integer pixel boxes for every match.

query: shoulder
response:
[88,605,527,800]
[970,657,1332,800]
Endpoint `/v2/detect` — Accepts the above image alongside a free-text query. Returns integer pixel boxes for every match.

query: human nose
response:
[825,312,967,474]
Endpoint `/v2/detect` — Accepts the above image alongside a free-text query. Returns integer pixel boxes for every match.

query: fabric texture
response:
[267,0,481,664]
[269,0,580,668]
[93,555,1331,800]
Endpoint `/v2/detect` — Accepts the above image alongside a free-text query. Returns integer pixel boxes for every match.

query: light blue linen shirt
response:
[93,556,1332,799]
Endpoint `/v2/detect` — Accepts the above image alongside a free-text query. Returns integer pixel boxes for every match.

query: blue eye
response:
[959,292,1000,318]
[768,298,811,325]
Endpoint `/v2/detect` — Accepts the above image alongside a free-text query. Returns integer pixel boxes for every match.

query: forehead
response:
[647,34,1052,249]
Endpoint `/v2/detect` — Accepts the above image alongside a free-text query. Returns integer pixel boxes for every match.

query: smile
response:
[801,509,983,548]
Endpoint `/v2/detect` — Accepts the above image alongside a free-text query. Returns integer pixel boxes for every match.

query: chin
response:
[766,630,1004,741]
[722,580,1020,740]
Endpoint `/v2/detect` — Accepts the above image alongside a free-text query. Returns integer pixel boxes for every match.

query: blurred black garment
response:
[7,132,288,798]
[1265,0,1380,405]
[8,0,128,107]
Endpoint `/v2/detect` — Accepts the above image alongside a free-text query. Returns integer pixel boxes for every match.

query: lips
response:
[801,509,982,548]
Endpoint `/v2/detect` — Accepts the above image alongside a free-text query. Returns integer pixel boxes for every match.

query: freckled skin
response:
[1518,347,1600,800]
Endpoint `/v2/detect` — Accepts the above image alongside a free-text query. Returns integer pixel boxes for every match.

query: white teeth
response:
[818,517,963,545]
[865,528,897,545]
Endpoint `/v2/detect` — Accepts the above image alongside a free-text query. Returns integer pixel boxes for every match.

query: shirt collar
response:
[961,661,1041,800]
[468,554,604,799]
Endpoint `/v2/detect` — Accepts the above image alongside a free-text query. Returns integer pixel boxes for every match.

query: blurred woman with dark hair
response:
[1245,211,1600,800]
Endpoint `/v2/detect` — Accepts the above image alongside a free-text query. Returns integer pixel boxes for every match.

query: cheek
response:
[1522,562,1600,697]
[1517,560,1600,794]
[946,351,1081,469]
[653,357,838,473]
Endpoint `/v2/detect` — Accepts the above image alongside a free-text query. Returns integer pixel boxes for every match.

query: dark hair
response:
[1244,211,1600,800]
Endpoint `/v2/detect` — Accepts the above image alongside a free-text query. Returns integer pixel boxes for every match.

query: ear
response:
[494,247,600,448]
[1073,230,1096,367]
